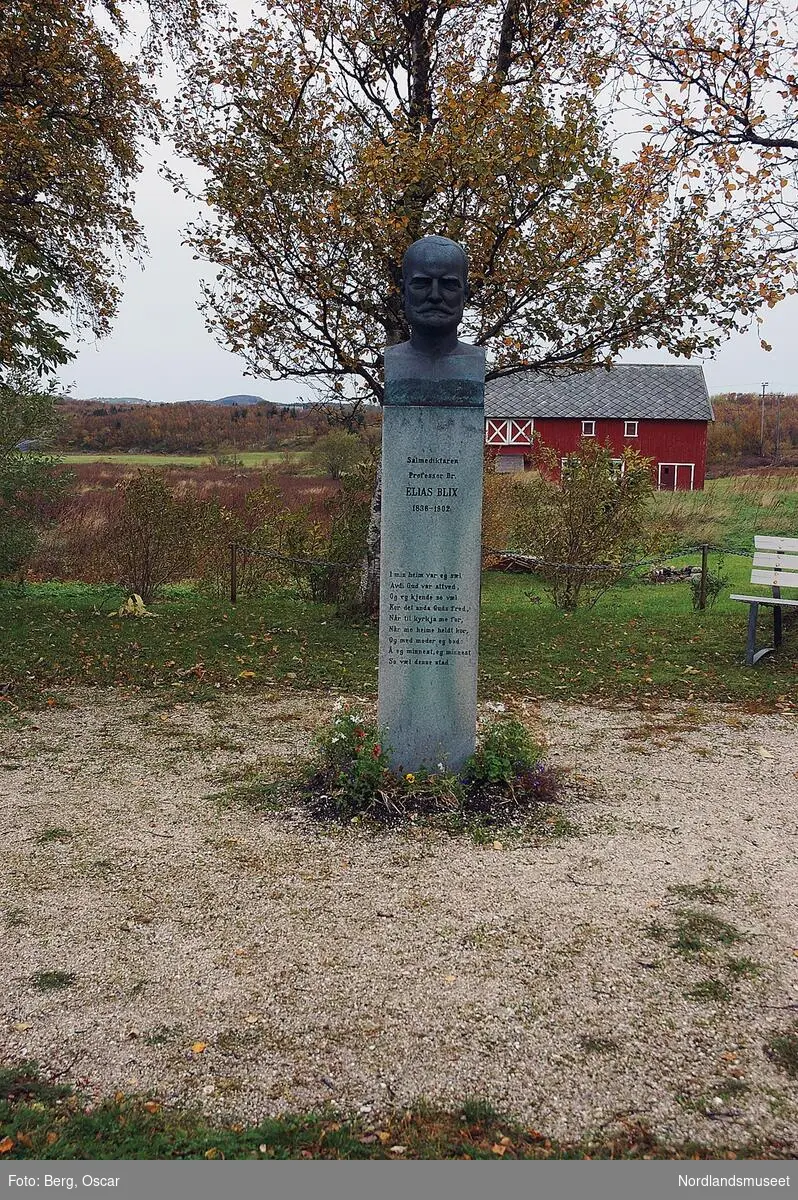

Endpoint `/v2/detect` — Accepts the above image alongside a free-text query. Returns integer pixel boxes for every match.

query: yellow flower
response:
[405,773,415,783]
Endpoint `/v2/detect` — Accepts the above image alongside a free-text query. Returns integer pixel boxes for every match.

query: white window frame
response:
[610,458,626,478]
[581,420,596,437]
[657,462,695,492]
[624,420,638,438]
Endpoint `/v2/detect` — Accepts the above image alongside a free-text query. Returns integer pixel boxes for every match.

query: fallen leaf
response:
[16,1133,32,1149]
[491,1143,507,1156]
[0,1137,14,1154]
[204,1147,221,1160]
[12,1022,31,1032]
[390,1145,407,1155]
[191,1041,207,1054]
[377,1131,391,1144]
[46,1132,58,1146]
[492,840,503,850]
[143,1101,160,1114]
[756,746,774,759]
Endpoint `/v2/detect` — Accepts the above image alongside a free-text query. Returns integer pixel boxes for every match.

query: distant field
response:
[55,450,313,469]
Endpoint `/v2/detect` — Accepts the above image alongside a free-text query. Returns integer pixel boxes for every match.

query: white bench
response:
[731,535,798,665]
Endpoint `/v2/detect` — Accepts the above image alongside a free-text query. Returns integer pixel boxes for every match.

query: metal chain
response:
[232,541,754,575]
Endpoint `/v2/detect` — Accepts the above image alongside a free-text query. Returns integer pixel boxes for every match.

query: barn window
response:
[611,458,626,477]
[624,420,638,437]
[582,420,595,437]
[496,454,525,473]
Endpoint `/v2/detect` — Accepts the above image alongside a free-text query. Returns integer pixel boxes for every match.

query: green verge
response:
[0,1063,790,1160]
[0,562,795,708]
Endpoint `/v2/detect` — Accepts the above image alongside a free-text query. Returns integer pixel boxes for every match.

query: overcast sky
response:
[64,142,798,406]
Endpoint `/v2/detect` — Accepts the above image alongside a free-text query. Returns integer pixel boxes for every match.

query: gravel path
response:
[1,688,797,1150]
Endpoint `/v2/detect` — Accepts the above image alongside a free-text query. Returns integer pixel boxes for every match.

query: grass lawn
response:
[1,1063,787,1160]
[55,451,313,469]
[0,553,795,708]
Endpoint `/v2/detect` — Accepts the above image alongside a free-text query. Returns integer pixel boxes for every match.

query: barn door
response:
[675,464,694,491]
[659,463,675,491]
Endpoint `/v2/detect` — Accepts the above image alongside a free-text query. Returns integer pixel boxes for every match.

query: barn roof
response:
[485,363,713,422]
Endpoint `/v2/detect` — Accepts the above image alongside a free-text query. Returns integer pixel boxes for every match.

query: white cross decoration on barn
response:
[485,419,533,446]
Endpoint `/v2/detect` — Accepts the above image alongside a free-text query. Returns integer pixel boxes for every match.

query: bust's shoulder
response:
[383,341,412,360]
[454,341,485,359]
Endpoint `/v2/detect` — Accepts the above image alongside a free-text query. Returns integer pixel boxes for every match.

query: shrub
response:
[508,439,655,609]
[0,372,70,580]
[195,480,300,597]
[310,430,366,480]
[283,460,375,607]
[689,558,729,610]
[103,469,198,602]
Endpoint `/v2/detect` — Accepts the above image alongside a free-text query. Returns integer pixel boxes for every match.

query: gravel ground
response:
[1,687,797,1150]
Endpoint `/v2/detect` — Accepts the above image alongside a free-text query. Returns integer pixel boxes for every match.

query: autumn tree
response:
[171,0,792,405]
[0,0,215,577]
[612,0,798,275]
[0,0,164,379]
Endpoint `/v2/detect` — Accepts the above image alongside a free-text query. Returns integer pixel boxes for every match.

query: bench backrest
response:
[751,535,798,589]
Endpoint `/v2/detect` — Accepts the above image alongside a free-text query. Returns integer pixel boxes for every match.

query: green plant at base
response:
[462,719,542,787]
[305,712,561,827]
[310,706,393,819]
[690,558,730,611]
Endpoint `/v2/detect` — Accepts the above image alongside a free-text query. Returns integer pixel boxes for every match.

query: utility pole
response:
[760,381,768,459]
[774,392,782,465]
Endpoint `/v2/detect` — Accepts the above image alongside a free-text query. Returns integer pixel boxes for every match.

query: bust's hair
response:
[402,236,468,280]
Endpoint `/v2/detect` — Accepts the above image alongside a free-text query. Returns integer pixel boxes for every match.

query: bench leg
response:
[746,603,759,666]
[774,604,783,650]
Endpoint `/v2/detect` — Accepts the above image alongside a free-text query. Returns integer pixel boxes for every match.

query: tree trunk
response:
[356,457,382,616]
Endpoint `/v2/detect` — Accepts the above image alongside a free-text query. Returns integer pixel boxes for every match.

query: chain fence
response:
[227,540,751,604]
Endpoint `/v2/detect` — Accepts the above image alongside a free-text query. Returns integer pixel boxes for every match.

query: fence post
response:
[230,542,237,605]
[699,543,708,611]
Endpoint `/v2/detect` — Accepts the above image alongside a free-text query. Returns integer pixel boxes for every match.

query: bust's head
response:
[401,236,469,346]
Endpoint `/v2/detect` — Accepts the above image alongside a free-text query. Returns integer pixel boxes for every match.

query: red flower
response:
[355,727,365,740]
[372,744,382,759]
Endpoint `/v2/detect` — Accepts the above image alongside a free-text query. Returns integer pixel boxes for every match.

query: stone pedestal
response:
[377,349,485,772]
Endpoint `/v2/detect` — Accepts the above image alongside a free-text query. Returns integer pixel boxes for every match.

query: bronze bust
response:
[384,236,484,404]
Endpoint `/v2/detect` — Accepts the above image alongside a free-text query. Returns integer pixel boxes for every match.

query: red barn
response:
[484,364,713,490]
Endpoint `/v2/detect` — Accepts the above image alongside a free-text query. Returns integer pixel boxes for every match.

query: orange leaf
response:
[192,1041,207,1054]
[0,1137,14,1154]
[143,1101,160,1114]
